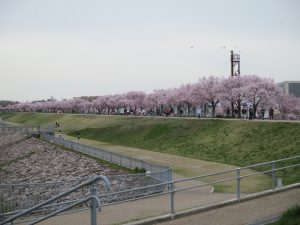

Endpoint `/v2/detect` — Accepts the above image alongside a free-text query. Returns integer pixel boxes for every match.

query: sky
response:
[0,0,299,102]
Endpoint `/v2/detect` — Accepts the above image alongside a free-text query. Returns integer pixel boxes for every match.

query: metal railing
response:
[1,123,299,224]
[0,123,172,183]
[0,124,171,215]
[0,173,162,215]
[3,155,299,225]
[97,155,300,216]
[0,126,40,135]
[40,133,172,183]
[0,176,111,225]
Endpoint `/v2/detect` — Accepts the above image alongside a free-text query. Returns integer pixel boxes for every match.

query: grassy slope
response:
[1,112,300,184]
[269,205,300,225]
[1,112,299,165]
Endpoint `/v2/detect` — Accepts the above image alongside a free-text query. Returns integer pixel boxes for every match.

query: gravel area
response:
[0,134,160,214]
[0,134,124,183]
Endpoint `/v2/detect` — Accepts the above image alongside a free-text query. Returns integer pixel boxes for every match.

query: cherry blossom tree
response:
[176,83,198,116]
[92,96,107,114]
[243,75,279,117]
[220,76,244,118]
[276,93,300,119]
[194,76,222,117]
[2,74,299,120]
[146,89,168,116]
[125,91,146,114]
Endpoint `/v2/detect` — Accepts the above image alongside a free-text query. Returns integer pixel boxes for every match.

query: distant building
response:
[73,96,98,101]
[278,81,300,97]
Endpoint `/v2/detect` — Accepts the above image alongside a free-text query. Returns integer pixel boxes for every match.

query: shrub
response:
[134,167,146,173]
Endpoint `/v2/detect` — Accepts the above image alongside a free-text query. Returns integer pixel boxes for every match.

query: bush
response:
[270,205,300,225]
[134,167,146,173]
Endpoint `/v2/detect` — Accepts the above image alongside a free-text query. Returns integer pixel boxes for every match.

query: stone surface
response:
[0,134,125,183]
[0,134,158,213]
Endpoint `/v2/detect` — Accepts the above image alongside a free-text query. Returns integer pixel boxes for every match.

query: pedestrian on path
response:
[269,107,274,120]
[77,131,80,141]
[241,107,247,120]
[260,107,265,120]
[249,106,254,120]
[196,107,202,118]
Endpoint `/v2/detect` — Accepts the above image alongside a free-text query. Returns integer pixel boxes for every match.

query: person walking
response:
[260,107,265,120]
[196,107,202,118]
[241,107,247,120]
[249,106,254,120]
[269,107,274,120]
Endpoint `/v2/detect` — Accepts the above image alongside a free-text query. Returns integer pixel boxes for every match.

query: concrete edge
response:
[124,182,300,225]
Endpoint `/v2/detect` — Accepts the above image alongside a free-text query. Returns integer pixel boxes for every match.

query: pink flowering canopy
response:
[1,75,299,118]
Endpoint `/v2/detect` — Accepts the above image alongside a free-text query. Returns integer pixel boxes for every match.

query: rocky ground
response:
[0,134,124,183]
[0,134,158,213]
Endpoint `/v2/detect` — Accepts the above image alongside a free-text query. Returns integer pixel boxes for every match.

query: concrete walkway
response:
[154,187,300,225]
[27,186,300,225]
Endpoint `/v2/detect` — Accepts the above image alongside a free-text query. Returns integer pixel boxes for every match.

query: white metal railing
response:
[40,133,172,183]
[97,155,300,215]
[0,176,110,225]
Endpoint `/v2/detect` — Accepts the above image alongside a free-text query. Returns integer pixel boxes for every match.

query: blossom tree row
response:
[2,75,300,119]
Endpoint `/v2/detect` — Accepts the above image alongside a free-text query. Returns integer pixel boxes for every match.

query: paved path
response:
[155,188,300,225]
[23,186,300,225]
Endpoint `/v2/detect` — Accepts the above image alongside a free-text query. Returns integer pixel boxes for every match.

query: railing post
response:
[129,157,132,168]
[169,181,175,215]
[90,187,98,225]
[236,168,241,201]
[272,161,276,190]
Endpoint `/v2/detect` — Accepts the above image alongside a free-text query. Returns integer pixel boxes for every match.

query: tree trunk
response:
[231,100,235,118]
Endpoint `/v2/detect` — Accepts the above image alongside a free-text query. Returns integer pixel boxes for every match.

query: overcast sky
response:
[0,0,299,102]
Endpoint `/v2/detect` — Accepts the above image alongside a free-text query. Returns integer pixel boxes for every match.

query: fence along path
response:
[41,133,172,183]
[0,121,172,183]
[0,123,172,217]
[1,122,299,225]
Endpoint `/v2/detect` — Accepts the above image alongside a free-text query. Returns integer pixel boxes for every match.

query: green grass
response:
[69,119,300,166]
[1,112,300,185]
[269,205,300,225]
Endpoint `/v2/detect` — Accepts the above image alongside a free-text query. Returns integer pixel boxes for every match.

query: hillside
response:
[1,112,299,185]
[1,112,299,166]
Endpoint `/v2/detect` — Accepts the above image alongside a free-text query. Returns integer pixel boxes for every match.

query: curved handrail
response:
[28,196,101,225]
[0,176,110,225]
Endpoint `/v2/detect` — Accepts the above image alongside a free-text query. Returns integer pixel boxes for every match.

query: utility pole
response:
[230,51,241,118]
[230,50,240,76]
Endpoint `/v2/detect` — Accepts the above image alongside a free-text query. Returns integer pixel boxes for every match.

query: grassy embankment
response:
[1,112,300,191]
[269,205,300,225]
